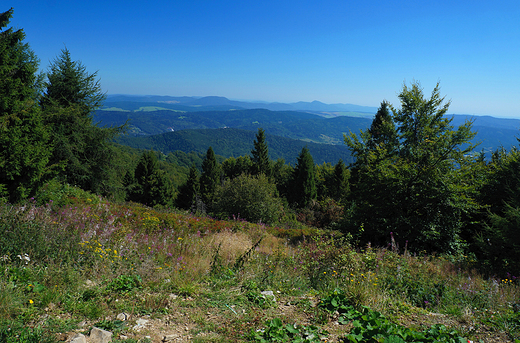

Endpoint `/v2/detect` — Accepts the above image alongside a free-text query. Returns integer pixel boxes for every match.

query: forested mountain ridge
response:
[96,104,520,159]
[116,128,354,165]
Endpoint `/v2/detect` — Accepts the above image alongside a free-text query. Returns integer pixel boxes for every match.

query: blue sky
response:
[7,0,520,118]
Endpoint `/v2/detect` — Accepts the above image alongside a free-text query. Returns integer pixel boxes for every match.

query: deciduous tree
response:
[345,82,478,253]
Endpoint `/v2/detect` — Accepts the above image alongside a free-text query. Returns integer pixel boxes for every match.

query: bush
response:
[212,173,284,225]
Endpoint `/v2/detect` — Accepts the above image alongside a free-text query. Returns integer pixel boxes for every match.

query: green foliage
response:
[41,48,125,197]
[222,155,253,179]
[252,317,329,342]
[212,173,284,224]
[297,234,355,291]
[342,309,467,342]
[475,147,520,275]
[345,82,479,253]
[107,274,142,294]
[0,321,57,343]
[34,179,99,207]
[200,147,221,205]
[0,202,82,264]
[92,319,126,334]
[175,164,200,210]
[116,127,354,166]
[251,128,271,176]
[0,8,54,202]
[289,147,317,207]
[127,150,174,207]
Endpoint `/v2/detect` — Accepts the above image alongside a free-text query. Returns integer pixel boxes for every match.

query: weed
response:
[252,317,329,342]
[107,274,142,294]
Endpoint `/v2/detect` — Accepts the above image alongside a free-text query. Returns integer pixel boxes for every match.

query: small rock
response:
[68,333,86,343]
[90,327,113,343]
[116,312,129,321]
[132,318,149,330]
[261,290,276,302]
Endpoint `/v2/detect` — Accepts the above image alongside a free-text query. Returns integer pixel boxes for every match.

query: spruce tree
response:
[0,8,53,202]
[41,48,124,195]
[200,147,221,205]
[128,151,173,207]
[290,147,317,206]
[251,128,270,176]
[175,164,200,210]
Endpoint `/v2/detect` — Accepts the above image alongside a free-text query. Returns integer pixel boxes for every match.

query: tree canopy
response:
[345,82,479,253]
[0,8,53,202]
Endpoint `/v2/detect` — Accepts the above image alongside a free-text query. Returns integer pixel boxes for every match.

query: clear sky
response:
[7,0,520,118]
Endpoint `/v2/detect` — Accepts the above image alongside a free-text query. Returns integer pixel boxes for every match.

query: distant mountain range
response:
[96,95,520,164]
[104,94,379,115]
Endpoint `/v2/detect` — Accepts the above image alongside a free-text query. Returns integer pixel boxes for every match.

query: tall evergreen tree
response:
[41,48,124,195]
[127,151,173,207]
[175,164,200,210]
[200,147,221,205]
[290,147,317,206]
[251,128,271,176]
[0,8,53,202]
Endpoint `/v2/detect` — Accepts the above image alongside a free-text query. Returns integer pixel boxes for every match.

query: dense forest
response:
[2,7,520,278]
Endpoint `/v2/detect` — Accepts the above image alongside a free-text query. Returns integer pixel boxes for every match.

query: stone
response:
[132,318,149,330]
[90,327,113,343]
[163,333,180,342]
[116,312,129,321]
[261,290,276,303]
[68,333,87,343]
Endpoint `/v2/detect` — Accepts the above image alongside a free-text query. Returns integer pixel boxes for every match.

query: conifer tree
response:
[200,147,221,204]
[175,164,200,210]
[290,147,317,206]
[41,48,124,195]
[0,8,53,202]
[128,151,173,207]
[251,128,270,176]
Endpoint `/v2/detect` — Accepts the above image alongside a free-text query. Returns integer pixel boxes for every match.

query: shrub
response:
[212,173,284,225]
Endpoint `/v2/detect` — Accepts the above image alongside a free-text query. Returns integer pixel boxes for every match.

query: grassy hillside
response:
[1,194,518,342]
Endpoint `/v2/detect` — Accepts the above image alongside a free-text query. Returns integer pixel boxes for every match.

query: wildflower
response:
[29,299,34,304]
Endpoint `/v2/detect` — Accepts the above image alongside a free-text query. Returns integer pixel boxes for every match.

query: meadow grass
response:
[0,197,519,342]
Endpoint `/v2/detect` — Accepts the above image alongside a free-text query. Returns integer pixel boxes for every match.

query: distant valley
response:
[95,95,520,164]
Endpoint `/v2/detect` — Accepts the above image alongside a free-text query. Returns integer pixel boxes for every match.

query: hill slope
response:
[116,128,354,165]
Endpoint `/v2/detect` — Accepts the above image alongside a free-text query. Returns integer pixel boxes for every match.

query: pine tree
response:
[251,128,271,176]
[0,8,53,202]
